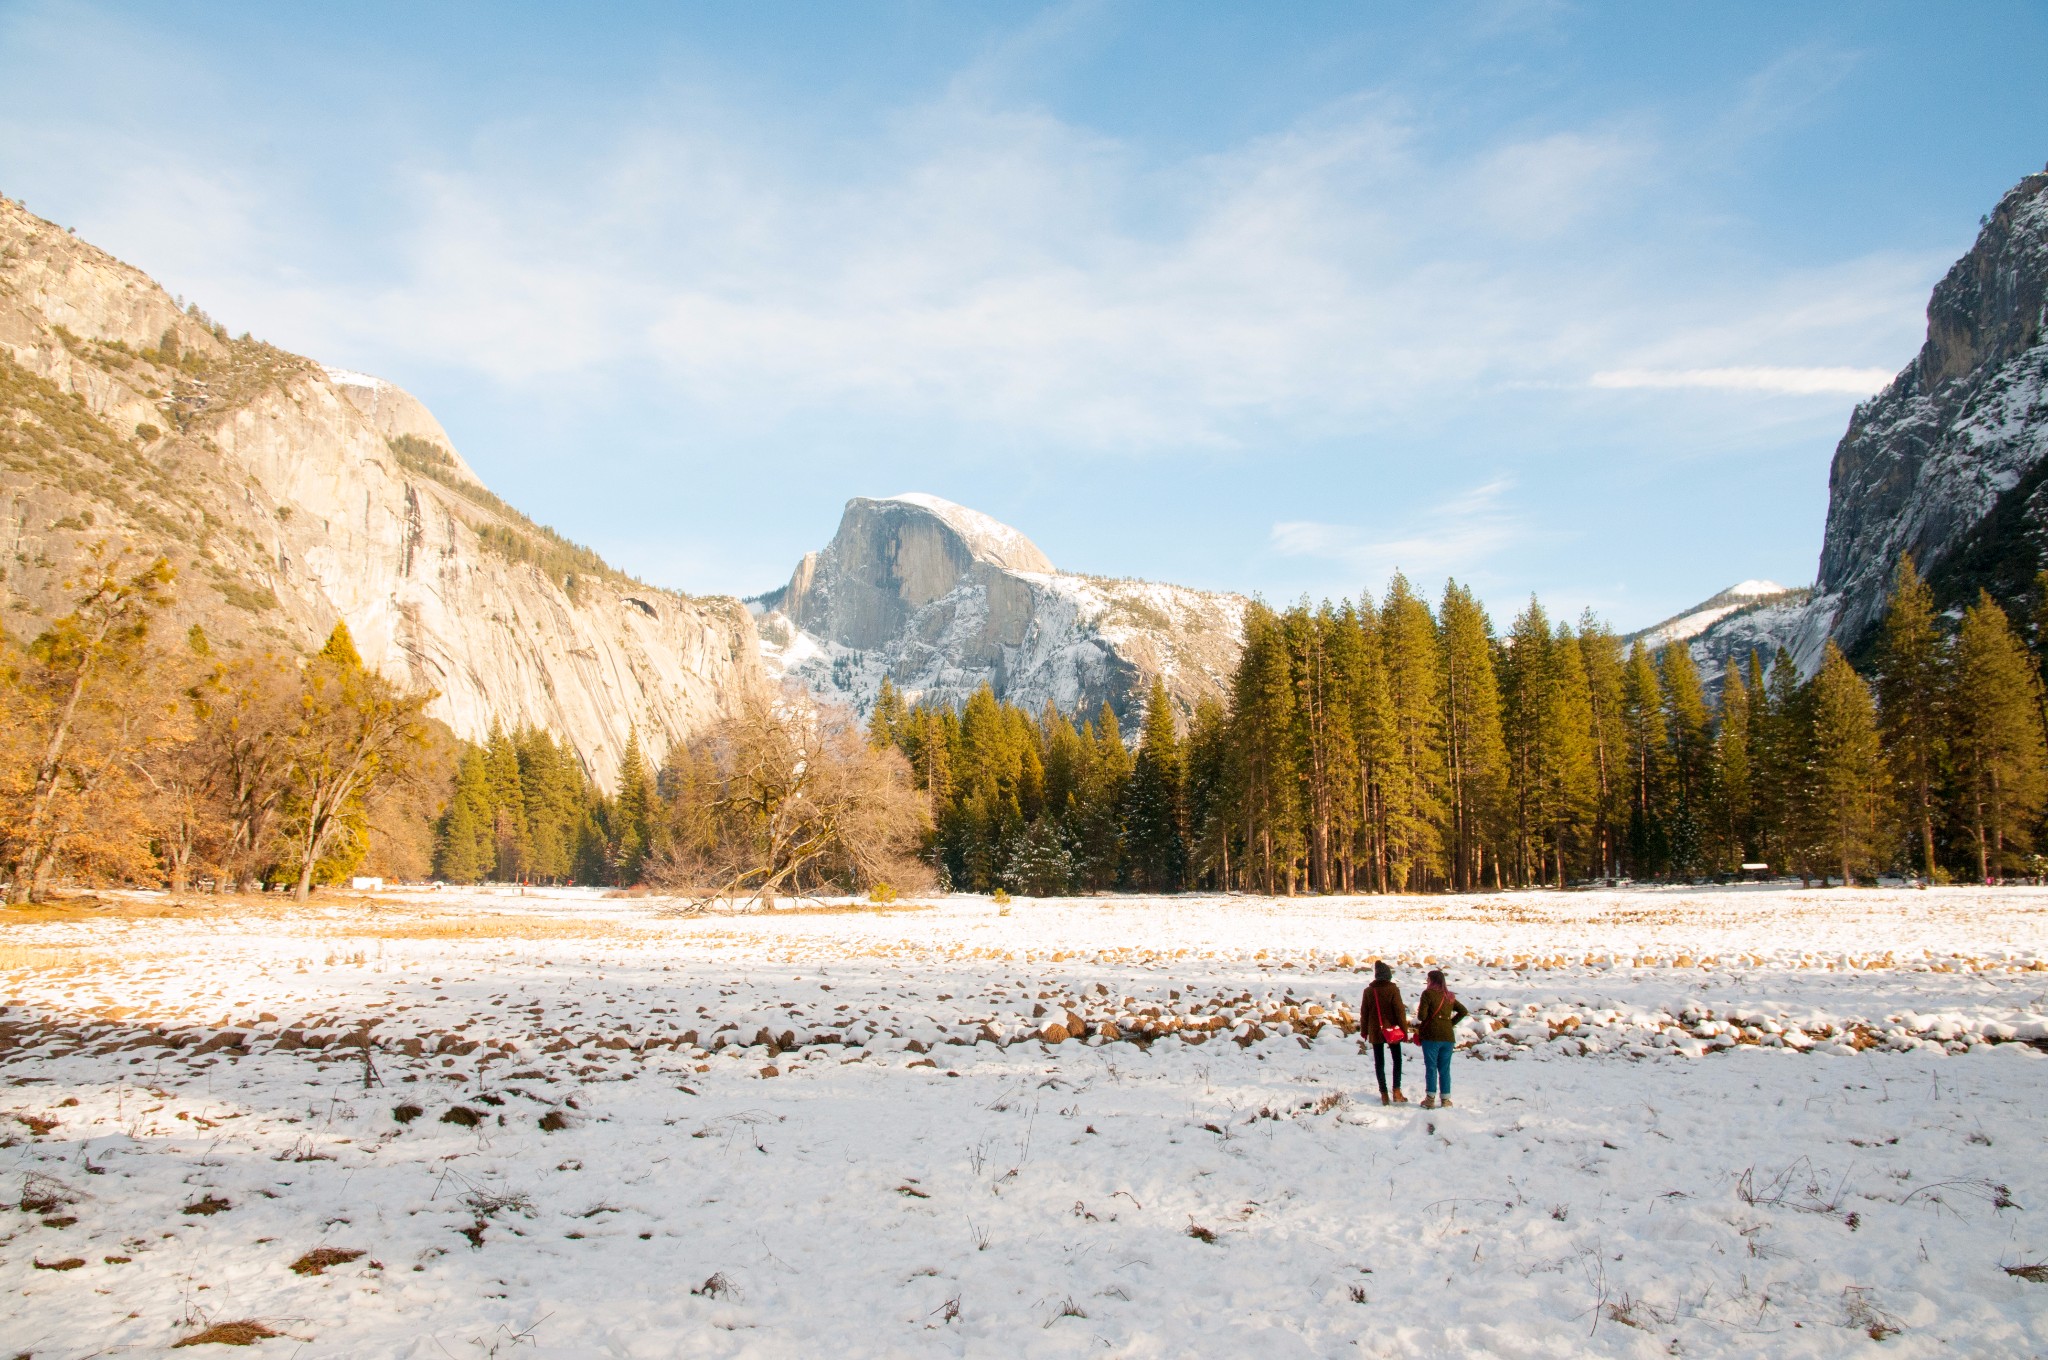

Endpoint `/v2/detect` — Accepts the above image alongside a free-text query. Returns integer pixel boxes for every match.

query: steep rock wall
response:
[0,194,759,788]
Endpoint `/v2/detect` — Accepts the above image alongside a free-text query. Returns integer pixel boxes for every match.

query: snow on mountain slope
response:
[1627,580,1792,649]
[754,496,1246,726]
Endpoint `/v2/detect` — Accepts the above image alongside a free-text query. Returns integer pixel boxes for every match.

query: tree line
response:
[13,548,2044,903]
[865,559,2048,894]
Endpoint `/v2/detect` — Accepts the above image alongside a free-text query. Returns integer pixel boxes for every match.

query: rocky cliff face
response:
[0,196,759,788]
[1672,169,2048,676]
[754,494,1245,726]
[1808,169,2048,655]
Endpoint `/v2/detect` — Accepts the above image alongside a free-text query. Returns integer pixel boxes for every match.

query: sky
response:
[2,1,2044,631]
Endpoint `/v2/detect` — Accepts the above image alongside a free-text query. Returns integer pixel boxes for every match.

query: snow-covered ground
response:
[5,886,2048,1357]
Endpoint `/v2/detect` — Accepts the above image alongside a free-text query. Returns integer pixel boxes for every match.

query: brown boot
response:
[1393,1089,1409,1105]
[1440,1096,1453,1109]
[1380,1092,1391,1107]
[1420,1094,1437,1109]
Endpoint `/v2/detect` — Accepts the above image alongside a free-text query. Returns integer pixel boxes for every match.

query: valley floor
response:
[3,887,2047,1358]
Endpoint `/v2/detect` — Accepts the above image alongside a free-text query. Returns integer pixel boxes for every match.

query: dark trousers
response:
[1372,1039,1402,1094]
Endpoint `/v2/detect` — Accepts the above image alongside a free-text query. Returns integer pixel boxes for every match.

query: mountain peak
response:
[862,493,1054,575]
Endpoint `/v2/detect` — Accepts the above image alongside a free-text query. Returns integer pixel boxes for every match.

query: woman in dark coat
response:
[1360,960,1408,1106]
[1415,968,1470,1109]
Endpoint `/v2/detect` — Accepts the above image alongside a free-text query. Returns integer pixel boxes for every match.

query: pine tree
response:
[1620,643,1669,878]
[612,727,655,884]
[436,745,492,883]
[1345,594,1394,891]
[1712,656,1753,871]
[1123,676,1187,891]
[869,677,909,750]
[1660,644,1712,878]
[484,723,529,881]
[1578,617,1629,881]
[1873,556,1945,880]
[1950,592,2048,882]
[1806,643,1885,885]
[1075,703,1131,890]
[1380,574,1446,891]
[1439,582,1506,891]
[1229,604,1302,894]
[1182,696,1232,889]
[1753,655,1802,876]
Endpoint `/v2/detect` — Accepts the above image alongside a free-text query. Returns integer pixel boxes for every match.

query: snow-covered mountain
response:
[1661,167,2048,678]
[752,495,1247,726]
[1626,580,1796,650]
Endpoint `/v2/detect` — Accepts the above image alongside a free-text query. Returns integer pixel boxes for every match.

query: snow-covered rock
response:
[753,494,1246,725]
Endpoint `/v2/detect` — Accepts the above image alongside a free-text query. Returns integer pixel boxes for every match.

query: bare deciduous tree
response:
[650,688,930,908]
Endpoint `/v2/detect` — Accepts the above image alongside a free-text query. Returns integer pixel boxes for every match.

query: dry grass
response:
[173,1319,281,1347]
[289,1247,364,1276]
[322,916,632,942]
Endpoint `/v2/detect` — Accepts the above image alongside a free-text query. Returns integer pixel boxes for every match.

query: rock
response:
[1095,1021,1121,1042]
[1670,170,2048,674]
[754,494,1246,727]
[0,197,763,789]
[1039,1022,1070,1044]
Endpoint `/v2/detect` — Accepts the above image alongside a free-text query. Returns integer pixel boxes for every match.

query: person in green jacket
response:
[1414,969,1469,1109]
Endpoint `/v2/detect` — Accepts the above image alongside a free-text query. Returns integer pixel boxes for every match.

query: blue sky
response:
[3,1,2044,629]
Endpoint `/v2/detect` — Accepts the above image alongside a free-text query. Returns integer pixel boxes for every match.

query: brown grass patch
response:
[289,1247,364,1276]
[323,916,631,942]
[182,1194,232,1216]
[173,1319,281,1346]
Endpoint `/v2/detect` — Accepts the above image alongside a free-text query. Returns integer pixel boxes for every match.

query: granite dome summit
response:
[753,494,1246,726]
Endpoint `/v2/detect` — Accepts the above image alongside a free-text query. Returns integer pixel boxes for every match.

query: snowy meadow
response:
[4,886,2048,1358]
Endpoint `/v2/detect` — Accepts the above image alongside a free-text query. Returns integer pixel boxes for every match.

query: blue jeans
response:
[1421,1040,1453,1096]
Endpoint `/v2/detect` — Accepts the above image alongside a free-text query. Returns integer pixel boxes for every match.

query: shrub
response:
[991,888,1012,905]
[867,882,898,904]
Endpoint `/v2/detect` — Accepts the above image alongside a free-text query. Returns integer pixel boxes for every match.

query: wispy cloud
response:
[1589,365,1895,395]
[0,2,1940,455]
[1270,476,1540,590]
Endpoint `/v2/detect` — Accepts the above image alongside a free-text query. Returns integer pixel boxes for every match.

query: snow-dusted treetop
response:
[873,492,1055,574]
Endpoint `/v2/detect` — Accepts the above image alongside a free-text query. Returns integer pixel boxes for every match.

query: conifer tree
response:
[1950,592,2048,882]
[868,677,909,750]
[1123,676,1187,891]
[1285,603,1358,892]
[436,745,492,883]
[1713,656,1753,871]
[1229,604,1302,894]
[1660,644,1712,878]
[1380,575,1446,891]
[1439,582,1507,891]
[1873,556,1945,879]
[1577,618,1629,881]
[484,724,529,881]
[612,727,655,884]
[1620,643,1669,877]
[1076,703,1131,890]
[1806,643,1885,885]
[1182,695,1232,888]
[1344,594,1394,891]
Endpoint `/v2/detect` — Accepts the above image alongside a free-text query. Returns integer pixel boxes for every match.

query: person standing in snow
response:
[1360,961,1409,1106]
[1415,969,1469,1110]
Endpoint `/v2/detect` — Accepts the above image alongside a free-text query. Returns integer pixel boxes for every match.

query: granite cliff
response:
[753,494,1246,727]
[1675,167,2048,674]
[0,195,759,788]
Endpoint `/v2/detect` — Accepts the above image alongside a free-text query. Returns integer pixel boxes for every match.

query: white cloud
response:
[1590,365,1895,395]
[1270,475,1539,589]
[0,5,1943,456]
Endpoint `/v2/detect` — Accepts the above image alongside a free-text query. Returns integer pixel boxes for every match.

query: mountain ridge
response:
[0,192,760,788]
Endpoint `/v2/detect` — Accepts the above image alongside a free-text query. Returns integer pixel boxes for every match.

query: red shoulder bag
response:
[1373,989,1408,1046]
